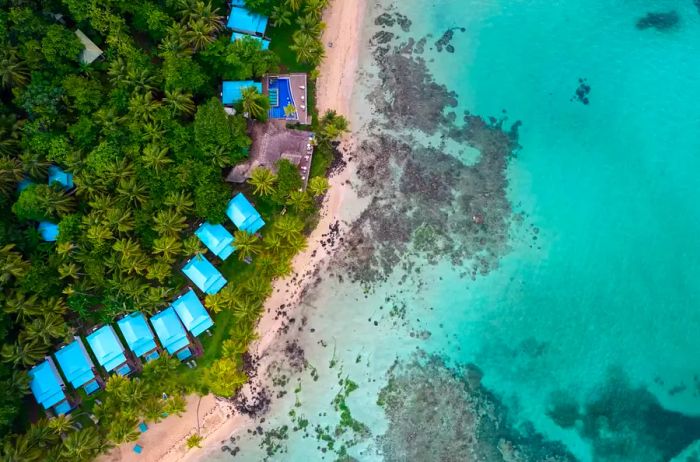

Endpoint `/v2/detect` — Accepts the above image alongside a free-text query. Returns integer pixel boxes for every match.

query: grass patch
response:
[174,308,235,391]
[267,24,314,74]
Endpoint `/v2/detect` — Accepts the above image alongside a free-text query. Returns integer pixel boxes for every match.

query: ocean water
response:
[208,1,700,461]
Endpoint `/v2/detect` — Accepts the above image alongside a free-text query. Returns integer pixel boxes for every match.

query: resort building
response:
[226,193,265,234]
[263,74,310,125]
[17,178,33,192]
[38,221,59,242]
[227,1,268,37]
[150,308,195,362]
[195,222,235,261]
[226,121,314,187]
[182,254,228,295]
[171,289,214,337]
[231,31,270,50]
[116,312,160,363]
[86,325,132,376]
[74,29,103,65]
[222,80,263,106]
[54,338,101,395]
[48,165,74,191]
[29,359,73,416]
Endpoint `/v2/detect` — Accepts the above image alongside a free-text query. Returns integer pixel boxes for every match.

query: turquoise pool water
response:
[207,1,700,460]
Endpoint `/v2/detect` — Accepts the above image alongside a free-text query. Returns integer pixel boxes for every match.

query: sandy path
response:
[99,1,366,460]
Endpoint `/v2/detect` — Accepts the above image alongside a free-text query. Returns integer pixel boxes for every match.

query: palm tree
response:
[232,296,261,322]
[117,177,149,206]
[273,215,304,241]
[308,176,330,197]
[233,231,261,262]
[204,293,228,314]
[0,432,42,461]
[48,414,74,435]
[152,235,183,262]
[283,103,297,118]
[286,190,313,214]
[243,276,272,301]
[271,5,292,27]
[303,0,328,20]
[125,67,159,94]
[285,0,303,12]
[153,209,187,237]
[129,92,163,123]
[147,261,172,284]
[210,145,233,168]
[1,340,46,367]
[19,151,50,179]
[240,86,270,120]
[0,48,30,88]
[248,167,276,197]
[107,417,140,444]
[182,235,204,257]
[0,114,23,156]
[43,186,77,217]
[164,89,195,116]
[290,32,325,66]
[142,144,173,173]
[186,434,203,449]
[186,18,217,51]
[296,13,324,38]
[165,191,194,214]
[0,156,23,197]
[3,291,40,322]
[0,244,30,287]
[60,427,103,462]
[25,314,69,346]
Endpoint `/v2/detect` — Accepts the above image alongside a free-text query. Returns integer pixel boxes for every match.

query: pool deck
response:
[262,73,310,125]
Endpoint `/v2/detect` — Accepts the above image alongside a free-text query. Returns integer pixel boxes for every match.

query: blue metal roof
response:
[222,80,262,106]
[38,221,59,242]
[230,0,246,6]
[226,193,265,234]
[182,254,228,295]
[117,312,158,358]
[172,289,214,337]
[48,165,74,190]
[231,32,270,50]
[194,222,235,260]
[86,326,127,373]
[29,359,67,410]
[17,178,34,192]
[150,308,190,355]
[54,338,96,390]
[227,6,268,35]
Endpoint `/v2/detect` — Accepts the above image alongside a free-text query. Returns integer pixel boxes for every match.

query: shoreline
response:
[98,1,368,461]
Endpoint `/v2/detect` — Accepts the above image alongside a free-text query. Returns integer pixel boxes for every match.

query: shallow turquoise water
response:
[208,1,700,460]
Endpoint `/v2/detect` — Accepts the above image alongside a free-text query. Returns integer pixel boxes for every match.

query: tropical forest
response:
[0,0,346,459]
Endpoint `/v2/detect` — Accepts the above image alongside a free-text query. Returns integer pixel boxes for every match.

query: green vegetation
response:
[0,0,346,459]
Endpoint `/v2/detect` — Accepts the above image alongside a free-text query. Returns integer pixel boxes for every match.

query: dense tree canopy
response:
[0,0,336,458]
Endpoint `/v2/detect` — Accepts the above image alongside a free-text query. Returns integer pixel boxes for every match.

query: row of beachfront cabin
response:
[228,0,270,49]
[181,193,265,295]
[29,289,214,417]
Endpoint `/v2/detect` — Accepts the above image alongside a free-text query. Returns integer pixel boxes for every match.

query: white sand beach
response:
[99,1,367,460]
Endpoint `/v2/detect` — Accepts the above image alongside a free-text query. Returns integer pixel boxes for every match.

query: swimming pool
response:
[268,77,297,120]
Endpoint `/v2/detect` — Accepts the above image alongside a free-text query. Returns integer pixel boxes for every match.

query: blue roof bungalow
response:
[54,338,101,395]
[172,289,214,337]
[227,4,268,36]
[38,222,59,242]
[182,254,228,295]
[222,80,263,106]
[150,308,195,362]
[17,177,34,192]
[231,32,270,50]
[227,193,265,234]
[116,312,160,363]
[29,359,73,416]
[48,165,74,191]
[195,222,235,260]
[86,326,132,376]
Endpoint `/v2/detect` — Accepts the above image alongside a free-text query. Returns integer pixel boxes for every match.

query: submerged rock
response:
[548,369,700,461]
[635,11,680,31]
[377,353,576,462]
